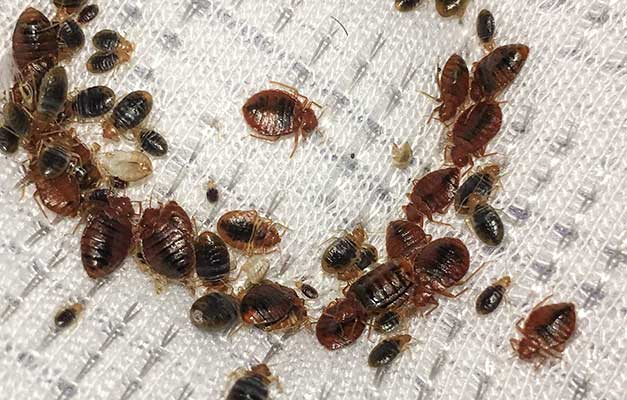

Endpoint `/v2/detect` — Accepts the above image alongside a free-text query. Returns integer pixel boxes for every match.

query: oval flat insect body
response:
[190,292,239,332]
[34,170,81,217]
[195,231,231,287]
[102,91,152,139]
[373,310,402,334]
[432,54,469,122]
[386,220,431,261]
[477,10,496,50]
[316,297,367,350]
[240,280,307,331]
[57,19,85,54]
[77,5,99,24]
[138,129,168,156]
[511,302,576,365]
[54,303,83,329]
[206,180,219,203]
[226,364,274,400]
[37,143,73,179]
[71,86,116,118]
[476,276,510,314]
[12,7,58,71]
[368,335,411,368]
[99,151,153,182]
[81,195,134,278]
[11,56,56,111]
[470,44,530,101]
[93,29,134,54]
[454,164,500,215]
[435,0,469,18]
[37,66,68,120]
[217,210,282,254]
[321,225,366,280]
[0,127,19,154]
[450,100,502,168]
[86,51,122,74]
[3,102,32,138]
[296,281,319,299]
[468,199,504,246]
[395,0,421,12]
[406,167,460,223]
[139,201,196,279]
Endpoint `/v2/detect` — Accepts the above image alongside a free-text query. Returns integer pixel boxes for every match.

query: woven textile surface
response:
[0,0,626,399]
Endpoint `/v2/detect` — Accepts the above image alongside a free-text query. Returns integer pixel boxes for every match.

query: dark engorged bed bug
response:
[435,0,469,18]
[368,334,411,368]
[217,210,282,254]
[373,310,402,334]
[0,127,20,154]
[3,102,31,138]
[511,302,576,366]
[467,195,504,246]
[206,180,219,203]
[476,276,511,314]
[395,0,421,12]
[386,219,431,261]
[477,10,496,50]
[102,91,153,140]
[316,297,367,350]
[12,8,58,71]
[449,100,502,168]
[430,54,469,123]
[93,29,134,53]
[195,231,231,287]
[239,280,307,332]
[242,85,319,157]
[405,167,460,224]
[190,292,240,332]
[356,243,379,270]
[347,259,415,315]
[37,142,75,179]
[54,303,83,329]
[139,201,196,279]
[226,364,275,400]
[470,44,530,101]
[296,281,319,299]
[86,51,125,74]
[81,194,134,278]
[57,19,85,55]
[321,225,368,280]
[36,66,68,121]
[454,164,500,215]
[137,129,168,156]
[77,4,99,24]
[70,86,116,119]
[412,237,471,311]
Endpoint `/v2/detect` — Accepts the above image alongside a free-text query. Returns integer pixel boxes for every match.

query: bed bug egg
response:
[454,164,500,215]
[374,310,402,334]
[368,334,412,368]
[71,86,116,119]
[429,54,469,123]
[240,280,307,332]
[137,129,168,156]
[435,0,469,18]
[12,7,58,71]
[470,44,530,101]
[391,142,413,169]
[190,292,240,332]
[477,10,496,50]
[206,180,219,203]
[195,231,231,287]
[54,303,84,329]
[476,276,510,314]
[36,66,68,121]
[77,4,99,24]
[99,150,153,182]
[405,166,460,223]
[217,210,282,254]
[316,297,368,350]
[226,364,275,400]
[395,0,421,12]
[102,91,153,140]
[466,195,504,246]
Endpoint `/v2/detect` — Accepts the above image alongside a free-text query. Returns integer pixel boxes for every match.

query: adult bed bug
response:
[12,7,58,71]
[33,169,81,217]
[435,0,469,18]
[102,91,153,140]
[454,164,500,215]
[466,195,504,246]
[239,280,307,332]
[511,301,576,366]
[316,297,367,350]
[321,225,369,281]
[476,276,510,314]
[217,210,282,254]
[405,167,460,224]
[190,292,240,332]
[226,364,276,400]
[242,83,320,157]
[470,44,530,101]
[428,54,469,123]
[195,231,231,287]
[67,86,116,119]
[477,10,496,51]
[368,334,412,368]
[386,219,431,261]
[449,100,502,168]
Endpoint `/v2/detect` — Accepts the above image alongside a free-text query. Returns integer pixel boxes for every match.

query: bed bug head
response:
[451,145,470,168]
[299,106,319,133]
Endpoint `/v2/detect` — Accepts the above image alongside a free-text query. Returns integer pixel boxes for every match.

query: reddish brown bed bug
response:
[405,166,460,224]
[239,280,307,332]
[57,19,85,58]
[77,5,99,24]
[454,164,500,215]
[32,167,81,217]
[36,66,68,121]
[477,10,496,51]
[448,100,502,168]
[466,195,504,246]
[81,194,134,278]
[66,86,116,120]
[386,219,431,261]
[412,237,473,312]
[296,281,319,299]
[102,91,153,140]
[476,276,510,314]
[316,297,368,350]
[137,129,168,156]
[206,180,219,203]
[54,302,84,330]
[470,44,530,102]
[428,54,469,123]
[347,259,415,315]
[435,0,469,18]
[242,82,320,158]
[195,231,231,287]
[139,201,196,280]
[368,334,412,368]
[511,301,576,367]
[217,210,283,254]
[395,0,421,12]
[356,243,379,271]
[12,7,59,71]
[190,292,240,332]
[226,364,276,400]
[321,225,368,281]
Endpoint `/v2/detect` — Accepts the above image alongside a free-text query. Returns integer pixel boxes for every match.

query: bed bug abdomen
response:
[226,365,273,400]
[476,276,510,314]
[72,86,116,118]
[450,100,502,168]
[37,144,72,179]
[470,44,530,101]
[102,90,152,139]
[316,297,367,350]
[195,231,231,286]
[217,210,282,254]
[77,4,99,24]
[454,164,500,215]
[86,51,121,74]
[413,237,470,287]
[368,335,411,368]
[434,54,469,122]
[240,281,306,331]
[373,310,402,334]
[190,292,239,332]
[467,195,504,246]
[296,281,319,299]
[477,10,496,49]
[37,66,68,120]
[386,219,431,261]
[138,129,168,156]
[2,102,31,138]
[12,8,58,71]
[54,303,84,329]
[57,19,85,53]
[0,128,19,154]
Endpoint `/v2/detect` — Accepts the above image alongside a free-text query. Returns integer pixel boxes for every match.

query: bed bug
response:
[428,54,469,123]
[477,10,496,51]
[12,8,58,71]
[405,167,460,224]
[190,292,240,332]
[0,127,20,154]
[217,210,282,254]
[137,129,168,156]
[99,150,153,182]
[33,167,81,217]
[54,303,84,329]
[470,44,530,102]
[139,201,196,279]
[347,259,415,315]
[296,281,319,299]
[373,310,402,334]
[356,243,379,271]
[36,142,76,179]
[93,29,134,54]
[36,66,68,121]
[77,4,99,24]
[466,195,504,246]
[242,84,319,157]
[449,100,502,168]
[321,225,368,280]
[316,297,368,350]
[206,180,219,203]
[391,142,413,169]
[368,334,411,368]
[386,219,431,261]
[226,364,276,400]
[412,237,472,311]
[102,91,153,140]
[454,164,500,215]
[511,301,576,366]
[81,194,134,278]
[195,231,231,287]
[395,0,421,12]
[3,102,32,138]
[476,276,510,314]
[11,56,56,111]
[68,86,116,119]
[57,19,85,56]
[239,280,307,332]
[86,51,126,74]
[435,0,469,18]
